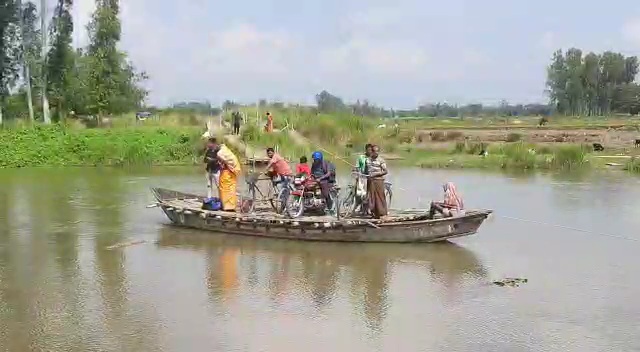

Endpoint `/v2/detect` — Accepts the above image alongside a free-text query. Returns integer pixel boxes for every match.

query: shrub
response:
[506,132,522,142]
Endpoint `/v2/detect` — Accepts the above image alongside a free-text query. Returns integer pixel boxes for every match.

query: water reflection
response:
[156,226,487,332]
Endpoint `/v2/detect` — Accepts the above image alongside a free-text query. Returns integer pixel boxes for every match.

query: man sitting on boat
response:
[264,147,293,186]
[310,151,336,214]
[428,182,465,219]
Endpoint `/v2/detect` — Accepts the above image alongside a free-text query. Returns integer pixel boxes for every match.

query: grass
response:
[1,110,639,174]
[407,141,589,171]
[0,124,204,167]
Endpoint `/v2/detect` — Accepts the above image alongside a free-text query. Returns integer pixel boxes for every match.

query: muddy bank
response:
[414,128,640,150]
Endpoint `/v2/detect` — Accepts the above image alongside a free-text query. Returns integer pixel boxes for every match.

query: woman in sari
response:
[428,182,464,219]
[216,144,242,211]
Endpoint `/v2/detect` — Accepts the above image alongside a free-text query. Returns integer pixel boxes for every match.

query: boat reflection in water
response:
[156,226,488,332]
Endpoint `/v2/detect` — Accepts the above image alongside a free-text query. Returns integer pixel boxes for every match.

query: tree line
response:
[0,0,146,124]
[546,48,640,116]
[166,92,553,119]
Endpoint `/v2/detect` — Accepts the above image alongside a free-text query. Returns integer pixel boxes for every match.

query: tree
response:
[39,0,50,123]
[315,90,346,113]
[47,0,74,121]
[546,48,639,116]
[564,48,584,115]
[16,0,40,121]
[546,49,568,113]
[0,0,19,124]
[84,0,147,116]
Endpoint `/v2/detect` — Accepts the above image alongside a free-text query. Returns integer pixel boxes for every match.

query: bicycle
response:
[244,172,293,214]
[340,171,393,218]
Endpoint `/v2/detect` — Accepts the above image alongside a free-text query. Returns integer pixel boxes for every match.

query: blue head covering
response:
[312,151,323,161]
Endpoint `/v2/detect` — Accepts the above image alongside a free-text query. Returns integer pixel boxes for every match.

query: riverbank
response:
[1,119,640,174]
[0,124,204,167]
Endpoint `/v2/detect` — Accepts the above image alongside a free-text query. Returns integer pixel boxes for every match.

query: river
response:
[1,166,639,351]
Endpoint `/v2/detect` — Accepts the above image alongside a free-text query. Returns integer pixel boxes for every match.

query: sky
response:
[64,0,640,108]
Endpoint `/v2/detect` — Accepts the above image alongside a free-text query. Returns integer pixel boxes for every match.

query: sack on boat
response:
[202,197,222,211]
[356,176,366,197]
[217,144,241,174]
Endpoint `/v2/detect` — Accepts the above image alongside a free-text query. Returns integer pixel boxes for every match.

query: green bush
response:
[0,125,202,167]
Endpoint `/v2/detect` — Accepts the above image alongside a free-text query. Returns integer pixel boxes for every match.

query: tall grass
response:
[625,157,640,173]
[0,124,203,167]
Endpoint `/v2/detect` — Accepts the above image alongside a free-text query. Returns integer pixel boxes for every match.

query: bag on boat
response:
[202,197,222,211]
[217,144,241,174]
[356,175,366,197]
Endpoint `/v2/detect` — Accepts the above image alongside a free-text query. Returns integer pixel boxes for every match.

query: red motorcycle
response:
[285,174,340,218]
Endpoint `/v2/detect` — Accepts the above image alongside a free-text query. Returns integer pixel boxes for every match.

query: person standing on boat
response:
[204,137,221,198]
[310,151,335,213]
[356,143,372,203]
[265,147,293,187]
[356,144,372,174]
[428,182,464,219]
[366,145,388,219]
[216,143,242,211]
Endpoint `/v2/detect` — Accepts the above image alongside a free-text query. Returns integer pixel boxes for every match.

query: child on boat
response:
[295,156,311,176]
[428,182,465,219]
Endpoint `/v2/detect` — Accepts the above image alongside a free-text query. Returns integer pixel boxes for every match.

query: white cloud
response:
[325,38,428,75]
[622,18,640,46]
[199,24,295,76]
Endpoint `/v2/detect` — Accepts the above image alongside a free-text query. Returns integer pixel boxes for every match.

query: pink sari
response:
[443,182,464,211]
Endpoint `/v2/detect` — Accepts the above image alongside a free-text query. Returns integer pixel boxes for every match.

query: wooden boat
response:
[150,188,493,243]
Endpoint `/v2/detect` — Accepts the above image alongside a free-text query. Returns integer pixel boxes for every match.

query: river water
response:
[1,166,639,352]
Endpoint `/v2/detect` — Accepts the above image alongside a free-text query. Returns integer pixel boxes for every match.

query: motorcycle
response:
[285,174,340,219]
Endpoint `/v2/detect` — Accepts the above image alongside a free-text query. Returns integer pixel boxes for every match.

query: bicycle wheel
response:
[273,187,289,214]
[385,182,393,208]
[286,194,304,218]
[332,189,341,219]
[267,183,280,213]
[341,187,358,218]
[247,181,257,213]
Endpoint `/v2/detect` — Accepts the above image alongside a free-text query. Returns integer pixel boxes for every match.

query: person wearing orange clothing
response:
[265,147,292,181]
[216,143,242,211]
[264,111,274,132]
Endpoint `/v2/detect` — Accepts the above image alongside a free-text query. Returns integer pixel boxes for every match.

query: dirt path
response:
[223,134,263,160]
[288,130,309,147]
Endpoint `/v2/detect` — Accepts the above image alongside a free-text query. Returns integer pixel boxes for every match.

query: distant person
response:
[265,147,293,182]
[296,156,311,176]
[428,182,465,219]
[366,145,388,219]
[265,112,274,133]
[216,143,242,211]
[203,137,221,198]
[310,151,336,213]
[232,111,242,135]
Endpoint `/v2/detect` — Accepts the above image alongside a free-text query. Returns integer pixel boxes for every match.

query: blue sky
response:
[69,0,640,108]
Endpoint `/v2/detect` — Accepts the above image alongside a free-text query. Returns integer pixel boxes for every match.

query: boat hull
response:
[151,188,492,243]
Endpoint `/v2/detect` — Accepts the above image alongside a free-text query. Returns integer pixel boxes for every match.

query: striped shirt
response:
[366,156,387,179]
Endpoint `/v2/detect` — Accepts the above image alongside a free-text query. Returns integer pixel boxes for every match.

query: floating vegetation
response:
[492,277,528,287]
